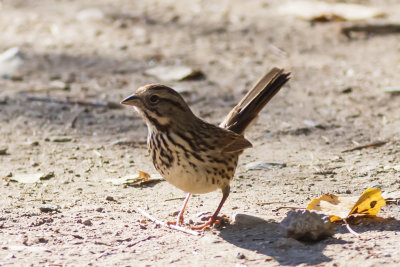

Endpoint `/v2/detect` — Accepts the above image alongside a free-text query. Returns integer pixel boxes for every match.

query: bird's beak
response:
[121,94,140,106]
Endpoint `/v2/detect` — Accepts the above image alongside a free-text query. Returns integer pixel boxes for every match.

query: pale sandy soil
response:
[0,0,400,266]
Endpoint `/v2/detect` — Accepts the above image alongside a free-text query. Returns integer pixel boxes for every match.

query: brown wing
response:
[210,125,252,153]
[222,134,253,153]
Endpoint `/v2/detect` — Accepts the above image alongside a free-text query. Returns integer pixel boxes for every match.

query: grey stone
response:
[280,210,334,241]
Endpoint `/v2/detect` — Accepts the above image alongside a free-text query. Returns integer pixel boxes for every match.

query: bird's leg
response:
[191,186,230,230]
[167,193,191,226]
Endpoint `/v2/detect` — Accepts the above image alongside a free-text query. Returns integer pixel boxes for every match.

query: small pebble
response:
[236,252,246,259]
[40,172,54,180]
[232,213,266,225]
[0,147,7,155]
[82,219,92,226]
[39,204,60,213]
[171,211,180,216]
[37,237,48,243]
[31,141,39,146]
[105,196,115,201]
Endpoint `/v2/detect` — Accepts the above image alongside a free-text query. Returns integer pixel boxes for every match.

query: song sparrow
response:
[121,67,290,230]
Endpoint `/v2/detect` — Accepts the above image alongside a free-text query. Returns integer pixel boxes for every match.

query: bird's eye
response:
[149,95,159,104]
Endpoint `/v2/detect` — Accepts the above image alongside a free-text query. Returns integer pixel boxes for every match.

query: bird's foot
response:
[190,216,223,231]
[166,214,184,226]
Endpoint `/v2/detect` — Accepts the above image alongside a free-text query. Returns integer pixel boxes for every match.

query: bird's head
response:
[121,84,194,132]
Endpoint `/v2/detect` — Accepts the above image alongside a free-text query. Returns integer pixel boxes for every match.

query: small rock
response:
[280,210,334,241]
[95,207,104,212]
[31,141,39,146]
[171,211,180,217]
[12,173,43,183]
[0,47,23,79]
[37,237,48,244]
[274,238,305,249]
[49,80,70,90]
[245,161,286,171]
[52,137,72,143]
[105,196,115,201]
[39,204,60,213]
[0,96,9,104]
[303,120,317,127]
[82,219,92,226]
[144,66,205,82]
[76,8,105,21]
[232,213,266,225]
[31,162,39,167]
[236,252,246,259]
[40,172,54,180]
[0,147,7,155]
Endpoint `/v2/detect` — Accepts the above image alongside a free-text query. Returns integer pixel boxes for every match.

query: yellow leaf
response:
[307,194,356,222]
[138,170,151,180]
[307,188,386,222]
[349,188,386,216]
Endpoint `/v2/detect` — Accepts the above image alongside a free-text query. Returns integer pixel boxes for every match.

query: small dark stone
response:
[105,196,115,201]
[40,172,54,180]
[39,204,60,213]
[38,237,48,243]
[0,147,7,155]
[82,219,92,226]
[236,252,246,259]
[171,211,180,216]
[31,141,40,146]
[95,207,104,212]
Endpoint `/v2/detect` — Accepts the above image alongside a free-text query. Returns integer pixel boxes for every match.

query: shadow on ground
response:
[219,214,400,265]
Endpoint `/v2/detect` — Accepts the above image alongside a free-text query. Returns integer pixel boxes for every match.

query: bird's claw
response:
[190,216,221,231]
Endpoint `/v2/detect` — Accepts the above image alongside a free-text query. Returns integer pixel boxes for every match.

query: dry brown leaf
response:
[144,66,204,81]
[105,170,164,186]
[278,1,385,22]
[307,188,386,222]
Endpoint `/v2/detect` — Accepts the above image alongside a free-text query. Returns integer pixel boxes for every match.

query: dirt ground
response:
[1,0,400,266]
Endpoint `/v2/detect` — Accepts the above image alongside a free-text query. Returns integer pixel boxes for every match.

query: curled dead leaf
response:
[105,170,164,186]
[307,188,386,222]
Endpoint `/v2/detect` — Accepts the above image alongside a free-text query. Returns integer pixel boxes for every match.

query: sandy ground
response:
[1,0,400,266]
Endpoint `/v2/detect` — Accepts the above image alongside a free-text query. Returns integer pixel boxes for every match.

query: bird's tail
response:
[220,67,290,134]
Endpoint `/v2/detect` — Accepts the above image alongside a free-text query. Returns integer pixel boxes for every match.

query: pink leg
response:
[176,193,191,225]
[191,186,230,230]
[167,193,191,226]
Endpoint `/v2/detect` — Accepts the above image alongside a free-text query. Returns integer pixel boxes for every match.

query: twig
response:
[344,219,360,238]
[257,201,290,206]
[342,141,387,153]
[165,197,186,202]
[26,95,122,109]
[341,22,400,39]
[112,139,147,147]
[137,208,200,236]
[272,206,303,212]
[126,236,155,248]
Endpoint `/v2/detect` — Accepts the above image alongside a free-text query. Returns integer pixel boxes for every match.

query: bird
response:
[121,67,290,230]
